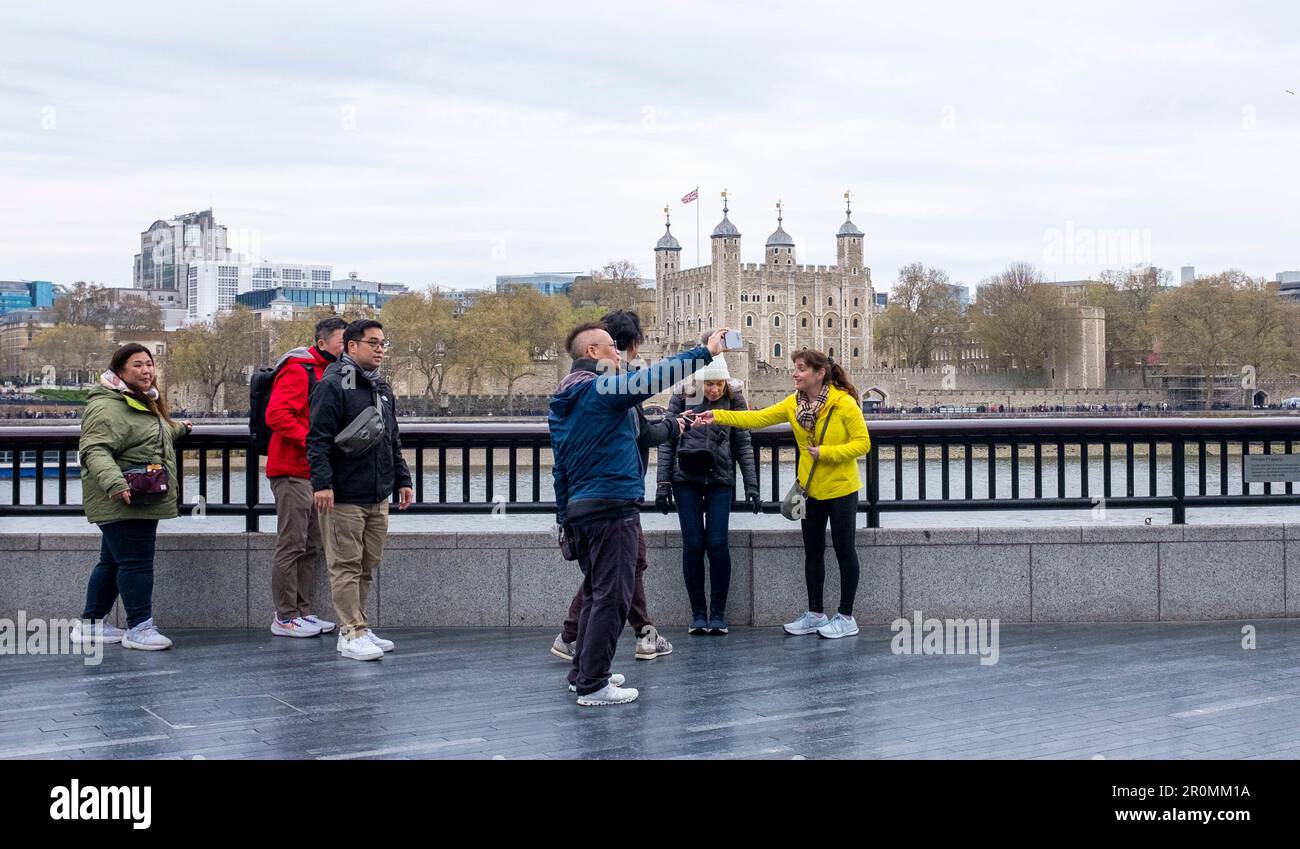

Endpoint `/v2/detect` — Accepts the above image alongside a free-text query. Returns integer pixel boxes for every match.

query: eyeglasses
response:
[358,338,391,352]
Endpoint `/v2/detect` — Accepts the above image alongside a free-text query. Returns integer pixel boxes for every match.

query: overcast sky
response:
[1,1,1297,293]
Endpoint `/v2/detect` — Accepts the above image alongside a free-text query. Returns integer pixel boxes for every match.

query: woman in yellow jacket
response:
[696,348,870,639]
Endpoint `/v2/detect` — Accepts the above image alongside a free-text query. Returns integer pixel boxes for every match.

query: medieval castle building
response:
[653,194,875,373]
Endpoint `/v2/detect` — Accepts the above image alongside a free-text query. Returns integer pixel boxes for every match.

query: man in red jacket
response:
[266,316,348,638]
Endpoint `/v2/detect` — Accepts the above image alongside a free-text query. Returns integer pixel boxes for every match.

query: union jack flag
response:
[681,188,698,204]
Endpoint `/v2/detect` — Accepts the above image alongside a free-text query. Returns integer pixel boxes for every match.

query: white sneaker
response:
[271,617,321,638]
[365,631,394,652]
[568,673,625,693]
[71,620,124,645]
[817,613,860,640]
[122,618,173,651]
[302,615,335,634]
[783,611,830,636]
[576,682,639,706]
[338,633,383,661]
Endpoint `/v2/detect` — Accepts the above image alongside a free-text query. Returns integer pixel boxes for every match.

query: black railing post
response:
[245,438,259,533]
[1172,437,1186,524]
[867,443,880,528]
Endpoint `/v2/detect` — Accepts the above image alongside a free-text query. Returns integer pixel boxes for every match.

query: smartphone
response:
[723,330,742,350]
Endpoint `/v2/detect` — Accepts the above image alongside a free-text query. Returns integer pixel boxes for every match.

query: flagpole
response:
[695,185,700,268]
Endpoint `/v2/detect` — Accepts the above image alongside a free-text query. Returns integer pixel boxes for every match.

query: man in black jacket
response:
[550,310,681,665]
[308,319,414,662]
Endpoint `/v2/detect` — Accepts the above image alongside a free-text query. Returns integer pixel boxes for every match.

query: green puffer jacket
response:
[78,384,188,524]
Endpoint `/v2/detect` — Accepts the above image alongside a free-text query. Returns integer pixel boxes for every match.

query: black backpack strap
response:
[303,362,317,399]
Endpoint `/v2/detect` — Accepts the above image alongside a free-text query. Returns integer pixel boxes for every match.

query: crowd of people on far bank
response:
[65,311,872,706]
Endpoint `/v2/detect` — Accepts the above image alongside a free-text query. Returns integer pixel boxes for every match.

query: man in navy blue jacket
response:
[550,322,726,705]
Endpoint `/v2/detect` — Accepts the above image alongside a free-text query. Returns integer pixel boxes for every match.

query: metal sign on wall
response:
[1243,454,1300,483]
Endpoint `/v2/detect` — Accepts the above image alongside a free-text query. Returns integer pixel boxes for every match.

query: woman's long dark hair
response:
[110,343,174,424]
[792,348,858,402]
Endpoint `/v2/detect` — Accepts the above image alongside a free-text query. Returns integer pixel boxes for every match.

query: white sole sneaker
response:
[818,624,860,639]
[339,641,383,661]
[122,636,171,651]
[271,620,321,638]
[577,685,639,706]
[783,620,829,636]
[569,674,625,693]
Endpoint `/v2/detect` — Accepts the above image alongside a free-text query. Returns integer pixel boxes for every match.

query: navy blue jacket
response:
[549,346,712,524]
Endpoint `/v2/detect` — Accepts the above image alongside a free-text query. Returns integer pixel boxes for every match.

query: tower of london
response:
[654,193,876,374]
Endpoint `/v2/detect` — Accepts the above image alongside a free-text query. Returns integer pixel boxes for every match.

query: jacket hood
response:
[551,362,599,418]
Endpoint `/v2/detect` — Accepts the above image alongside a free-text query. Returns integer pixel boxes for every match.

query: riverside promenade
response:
[3,621,1299,760]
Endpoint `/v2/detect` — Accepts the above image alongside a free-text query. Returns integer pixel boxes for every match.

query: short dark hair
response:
[565,321,607,359]
[600,310,644,352]
[315,316,348,344]
[344,319,384,348]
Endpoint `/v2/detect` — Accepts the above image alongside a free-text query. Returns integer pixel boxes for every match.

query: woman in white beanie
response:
[655,352,760,636]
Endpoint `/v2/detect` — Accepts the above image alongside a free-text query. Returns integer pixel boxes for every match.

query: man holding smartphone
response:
[549,321,728,705]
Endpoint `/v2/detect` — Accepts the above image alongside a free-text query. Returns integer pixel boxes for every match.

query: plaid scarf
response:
[795,384,828,432]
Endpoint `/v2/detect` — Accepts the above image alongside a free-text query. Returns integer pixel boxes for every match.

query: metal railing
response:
[2,417,1298,529]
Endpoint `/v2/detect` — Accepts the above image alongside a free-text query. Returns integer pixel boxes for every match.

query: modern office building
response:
[188,261,334,323]
[235,285,390,315]
[334,271,411,296]
[1276,271,1300,302]
[0,281,56,316]
[133,209,234,311]
[495,272,581,295]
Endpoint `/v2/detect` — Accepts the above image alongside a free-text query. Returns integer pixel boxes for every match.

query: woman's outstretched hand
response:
[694,410,715,426]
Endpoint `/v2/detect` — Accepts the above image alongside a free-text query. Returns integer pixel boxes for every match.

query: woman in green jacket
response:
[73,344,191,651]
[696,348,871,639]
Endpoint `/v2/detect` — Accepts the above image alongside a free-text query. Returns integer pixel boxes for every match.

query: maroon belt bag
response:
[122,419,170,506]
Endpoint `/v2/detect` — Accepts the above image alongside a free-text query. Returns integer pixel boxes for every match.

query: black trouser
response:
[82,519,158,629]
[673,481,733,617]
[568,512,641,696]
[563,529,650,643]
[800,491,860,617]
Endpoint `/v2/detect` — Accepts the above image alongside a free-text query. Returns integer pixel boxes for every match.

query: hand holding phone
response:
[723,330,742,351]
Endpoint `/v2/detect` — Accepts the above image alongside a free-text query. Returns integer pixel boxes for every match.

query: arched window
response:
[801,296,807,306]
[853,347,860,357]
[853,297,859,307]
[741,294,747,302]
[773,315,781,327]
[801,317,808,328]
[828,297,833,306]
[773,343,782,358]
[827,317,834,329]
[852,317,859,329]
[745,314,754,327]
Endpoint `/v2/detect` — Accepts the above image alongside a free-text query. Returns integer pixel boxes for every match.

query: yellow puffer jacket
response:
[710,385,871,500]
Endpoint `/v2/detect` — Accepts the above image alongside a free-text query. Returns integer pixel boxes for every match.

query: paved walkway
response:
[3,622,1298,760]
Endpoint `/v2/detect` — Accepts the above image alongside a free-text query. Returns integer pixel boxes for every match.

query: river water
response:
[5,452,1297,533]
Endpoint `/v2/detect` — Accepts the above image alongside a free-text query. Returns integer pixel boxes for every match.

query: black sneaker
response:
[689,613,709,635]
[707,613,729,635]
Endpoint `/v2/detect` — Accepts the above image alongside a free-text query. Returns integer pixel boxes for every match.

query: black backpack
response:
[249,360,317,456]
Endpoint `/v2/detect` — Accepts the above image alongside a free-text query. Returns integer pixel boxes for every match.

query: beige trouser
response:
[320,501,389,638]
[270,476,322,621]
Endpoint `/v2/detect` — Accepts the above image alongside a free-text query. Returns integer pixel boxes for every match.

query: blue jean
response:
[673,481,734,616]
[82,519,158,628]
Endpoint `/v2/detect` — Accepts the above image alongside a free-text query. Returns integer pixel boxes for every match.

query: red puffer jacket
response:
[265,345,332,479]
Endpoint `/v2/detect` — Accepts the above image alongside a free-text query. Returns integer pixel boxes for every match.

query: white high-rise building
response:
[187,261,332,323]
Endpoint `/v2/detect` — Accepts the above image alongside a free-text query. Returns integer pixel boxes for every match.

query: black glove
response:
[655,490,674,514]
[747,494,762,514]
